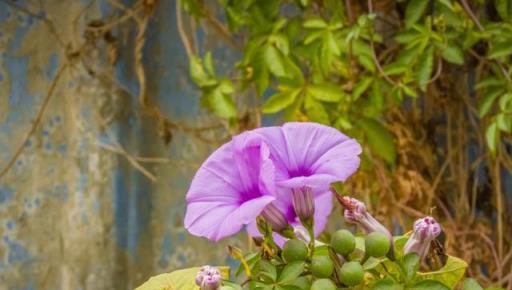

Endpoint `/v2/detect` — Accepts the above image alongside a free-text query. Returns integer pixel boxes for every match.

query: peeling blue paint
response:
[0,186,14,204]
[158,233,172,268]
[45,52,59,80]
[4,237,33,265]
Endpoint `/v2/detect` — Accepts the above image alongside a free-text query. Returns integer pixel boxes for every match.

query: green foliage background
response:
[179,0,512,288]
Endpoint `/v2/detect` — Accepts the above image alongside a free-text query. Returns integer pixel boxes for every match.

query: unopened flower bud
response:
[403,216,441,261]
[195,265,222,290]
[292,187,315,225]
[338,196,393,246]
[261,203,290,233]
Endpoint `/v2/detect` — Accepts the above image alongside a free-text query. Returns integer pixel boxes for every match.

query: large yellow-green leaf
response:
[135,266,230,290]
[418,256,467,289]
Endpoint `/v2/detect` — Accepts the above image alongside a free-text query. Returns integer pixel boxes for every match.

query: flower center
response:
[289,167,312,178]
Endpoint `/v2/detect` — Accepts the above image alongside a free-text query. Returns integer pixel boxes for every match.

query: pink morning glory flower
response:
[253,122,362,238]
[403,216,442,260]
[184,122,361,241]
[184,130,277,241]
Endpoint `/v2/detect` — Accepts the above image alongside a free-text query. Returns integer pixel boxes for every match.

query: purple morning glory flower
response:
[403,216,442,260]
[184,131,277,241]
[249,122,361,239]
[185,122,361,241]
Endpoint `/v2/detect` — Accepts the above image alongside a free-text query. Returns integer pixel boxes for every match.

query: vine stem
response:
[176,0,195,58]
[367,0,398,86]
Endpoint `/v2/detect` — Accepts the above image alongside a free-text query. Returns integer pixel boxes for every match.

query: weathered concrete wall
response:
[0,1,243,289]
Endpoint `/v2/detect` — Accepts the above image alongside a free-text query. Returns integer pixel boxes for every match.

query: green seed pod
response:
[330,229,356,255]
[311,278,336,290]
[282,239,308,262]
[311,255,334,278]
[364,232,391,258]
[339,261,364,286]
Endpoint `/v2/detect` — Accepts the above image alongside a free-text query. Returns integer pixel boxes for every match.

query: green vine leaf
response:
[405,0,429,28]
[359,118,397,165]
[417,256,468,289]
[417,46,434,91]
[488,41,512,59]
[307,83,345,102]
[262,89,301,113]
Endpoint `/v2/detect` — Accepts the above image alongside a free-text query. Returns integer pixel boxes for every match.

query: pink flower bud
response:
[339,196,393,245]
[261,203,290,233]
[195,266,221,290]
[291,187,315,223]
[403,216,441,261]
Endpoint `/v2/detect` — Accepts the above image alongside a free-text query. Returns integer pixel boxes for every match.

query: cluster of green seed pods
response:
[281,229,391,289]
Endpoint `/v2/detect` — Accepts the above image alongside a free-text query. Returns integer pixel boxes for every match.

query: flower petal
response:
[312,191,333,235]
[310,138,362,182]
[186,143,244,204]
[232,132,276,198]
[185,195,275,241]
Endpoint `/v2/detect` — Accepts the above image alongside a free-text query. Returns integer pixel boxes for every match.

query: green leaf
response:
[291,276,311,290]
[265,45,287,77]
[371,278,403,290]
[439,0,455,10]
[190,55,207,83]
[278,262,305,284]
[499,93,512,111]
[393,235,410,259]
[475,78,504,90]
[359,118,397,164]
[303,16,328,28]
[205,81,237,119]
[486,121,499,156]
[252,51,270,96]
[489,41,512,59]
[278,57,305,87]
[257,259,277,282]
[304,30,324,45]
[400,253,420,282]
[304,95,330,124]
[263,89,301,113]
[307,83,346,102]
[417,256,468,289]
[353,76,373,100]
[463,278,484,290]
[221,280,243,290]
[441,44,464,65]
[135,266,230,290]
[409,280,450,290]
[478,88,504,117]
[189,55,217,87]
[405,0,429,28]
[204,51,216,76]
[269,33,290,55]
[495,0,512,21]
[326,32,341,56]
[383,63,408,75]
[395,30,421,44]
[416,46,434,91]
